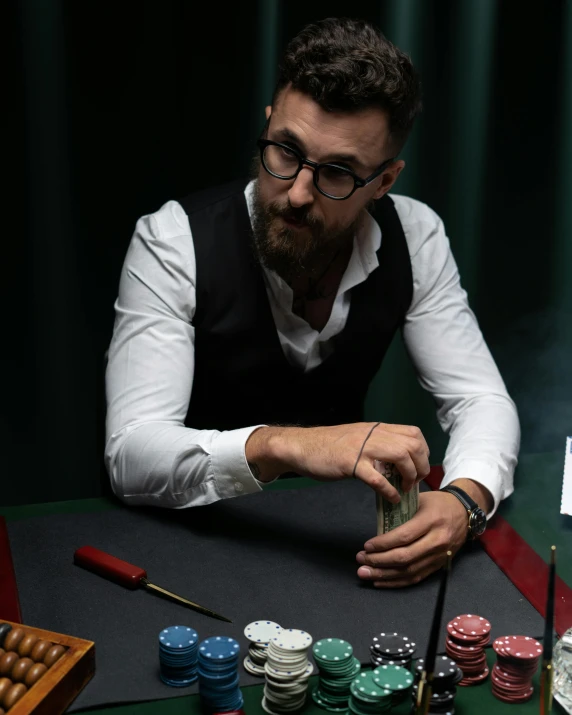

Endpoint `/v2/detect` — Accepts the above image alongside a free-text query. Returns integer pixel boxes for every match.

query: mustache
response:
[265,201,322,229]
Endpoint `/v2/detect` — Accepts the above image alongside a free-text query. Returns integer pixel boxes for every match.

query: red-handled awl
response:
[74,545,232,623]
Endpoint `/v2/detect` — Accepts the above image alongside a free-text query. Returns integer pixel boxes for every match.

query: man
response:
[105,17,519,588]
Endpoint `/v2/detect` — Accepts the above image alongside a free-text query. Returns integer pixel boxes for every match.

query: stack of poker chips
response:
[262,628,314,715]
[243,620,282,677]
[369,631,416,671]
[371,664,414,707]
[348,670,393,713]
[446,613,491,686]
[491,635,542,704]
[158,625,199,687]
[198,636,243,712]
[311,637,361,711]
[413,656,463,713]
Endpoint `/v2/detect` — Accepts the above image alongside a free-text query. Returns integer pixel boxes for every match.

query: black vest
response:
[178,180,413,431]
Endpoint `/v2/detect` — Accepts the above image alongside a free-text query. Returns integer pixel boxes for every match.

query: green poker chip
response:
[350,672,392,701]
[371,664,414,691]
[314,639,354,662]
[312,686,350,712]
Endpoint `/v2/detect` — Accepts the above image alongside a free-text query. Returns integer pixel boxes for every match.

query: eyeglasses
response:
[257,138,394,201]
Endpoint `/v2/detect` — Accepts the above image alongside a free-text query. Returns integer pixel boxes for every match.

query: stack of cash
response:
[374,461,419,534]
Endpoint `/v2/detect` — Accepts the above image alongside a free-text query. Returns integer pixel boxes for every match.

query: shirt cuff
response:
[210,425,273,499]
[439,459,509,518]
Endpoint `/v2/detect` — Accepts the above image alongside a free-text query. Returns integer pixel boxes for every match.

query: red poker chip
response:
[453,658,488,670]
[445,638,484,653]
[448,629,489,645]
[460,666,488,677]
[493,636,542,660]
[496,663,538,679]
[492,686,534,703]
[492,665,532,684]
[446,648,486,662]
[491,671,530,691]
[447,614,491,637]
[458,667,490,686]
[495,655,540,673]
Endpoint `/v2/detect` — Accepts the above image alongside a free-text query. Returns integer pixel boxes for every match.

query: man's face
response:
[251,85,402,279]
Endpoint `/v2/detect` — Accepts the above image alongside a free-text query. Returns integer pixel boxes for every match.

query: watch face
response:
[469,508,487,536]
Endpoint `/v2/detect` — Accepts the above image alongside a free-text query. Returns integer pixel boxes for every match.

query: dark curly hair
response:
[272,17,422,155]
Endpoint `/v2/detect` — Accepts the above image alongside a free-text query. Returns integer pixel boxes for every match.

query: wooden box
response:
[1,620,94,715]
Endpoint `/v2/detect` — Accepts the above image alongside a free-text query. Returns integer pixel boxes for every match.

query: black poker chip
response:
[412,684,456,705]
[371,633,416,657]
[415,657,462,692]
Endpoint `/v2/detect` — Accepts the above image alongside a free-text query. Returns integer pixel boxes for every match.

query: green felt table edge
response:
[70,647,568,715]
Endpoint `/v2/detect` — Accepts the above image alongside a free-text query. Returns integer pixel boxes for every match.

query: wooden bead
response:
[0,681,11,705]
[2,682,27,710]
[0,650,4,660]
[30,640,52,663]
[11,657,34,683]
[2,629,24,653]
[24,662,47,687]
[43,644,66,668]
[17,634,38,658]
[0,652,19,677]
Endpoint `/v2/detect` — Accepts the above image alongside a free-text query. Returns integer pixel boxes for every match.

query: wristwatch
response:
[440,485,487,539]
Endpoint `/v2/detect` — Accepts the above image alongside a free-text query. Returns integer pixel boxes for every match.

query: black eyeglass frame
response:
[257,138,395,201]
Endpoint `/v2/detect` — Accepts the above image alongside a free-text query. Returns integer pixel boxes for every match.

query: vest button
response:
[234,482,244,493]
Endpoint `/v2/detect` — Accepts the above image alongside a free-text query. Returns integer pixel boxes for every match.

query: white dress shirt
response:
[105,180,520,515]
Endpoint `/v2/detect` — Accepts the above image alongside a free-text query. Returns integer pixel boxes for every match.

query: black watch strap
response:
[441,485,478,511]
[440,485,487,538]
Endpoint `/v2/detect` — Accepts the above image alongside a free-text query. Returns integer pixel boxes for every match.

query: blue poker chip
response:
[159,626,199,650]
[198,669,238,683]
[160,673,198,688]
[198,636,240,661]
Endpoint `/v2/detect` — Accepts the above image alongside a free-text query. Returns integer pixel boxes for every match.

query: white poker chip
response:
[271,628,313,651]
[244,620,282,643]
[243,655,266,676]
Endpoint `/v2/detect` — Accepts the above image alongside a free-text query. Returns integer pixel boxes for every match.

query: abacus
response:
[0,620,94,714]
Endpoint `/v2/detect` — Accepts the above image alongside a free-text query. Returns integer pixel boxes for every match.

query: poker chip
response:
[445,614,490,687]
[371,633,416,656]
[412,657,462,714]
[262,627,314,714]
[244,621,282,644]
[447,615,491,638]
[198,636,243,711]
[158,626,199,687]
[312,638,360,712]
[271,629,313,652]
[493,635,543,660]
[370,664,413,707]
[491,634,542,703]
[242,620,283,678]
[348,671,392,713]
[371,664,414,690]
[369,631,416,672]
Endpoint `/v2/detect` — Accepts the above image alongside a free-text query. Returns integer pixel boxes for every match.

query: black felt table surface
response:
[7,480,543,712]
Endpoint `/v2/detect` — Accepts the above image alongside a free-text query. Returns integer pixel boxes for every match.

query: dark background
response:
[4,0,571,506]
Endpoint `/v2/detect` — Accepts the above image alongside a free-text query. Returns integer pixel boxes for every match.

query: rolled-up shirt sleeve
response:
[105,200,265,508]
[394,195,520,516]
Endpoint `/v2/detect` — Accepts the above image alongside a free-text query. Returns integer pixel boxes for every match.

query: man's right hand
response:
[244,423,430,503]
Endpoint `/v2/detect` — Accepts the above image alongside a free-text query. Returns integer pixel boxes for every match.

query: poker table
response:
[1,450,570,715]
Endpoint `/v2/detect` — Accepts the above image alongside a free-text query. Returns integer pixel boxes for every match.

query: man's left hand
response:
[355,480,492,588]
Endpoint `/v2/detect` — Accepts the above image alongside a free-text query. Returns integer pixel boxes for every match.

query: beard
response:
[250,159,364,281]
